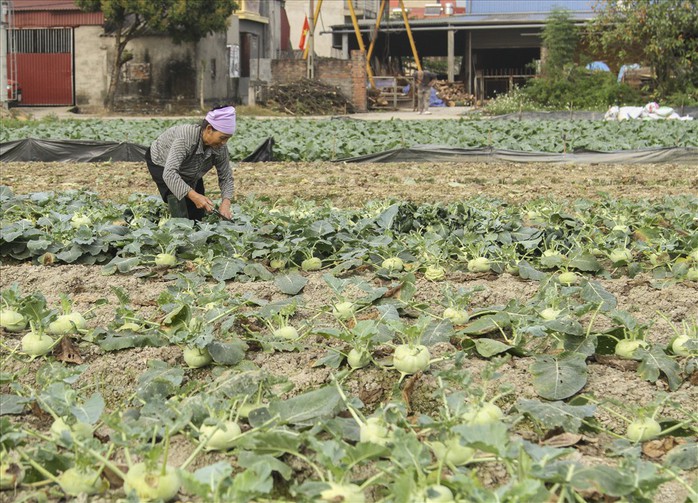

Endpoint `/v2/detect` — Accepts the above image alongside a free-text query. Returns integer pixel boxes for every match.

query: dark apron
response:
[146,147,206,221]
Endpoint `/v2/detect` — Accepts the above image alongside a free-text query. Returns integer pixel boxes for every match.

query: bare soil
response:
[0,160,696,502]
[1,161,696,206]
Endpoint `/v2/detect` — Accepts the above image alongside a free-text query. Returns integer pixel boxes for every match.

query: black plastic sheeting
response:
[2,136,695,164]
[336,145,698,164]
[0,137,275,163]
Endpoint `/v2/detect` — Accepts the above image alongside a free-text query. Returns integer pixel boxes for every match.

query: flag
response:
[299,15,309,50]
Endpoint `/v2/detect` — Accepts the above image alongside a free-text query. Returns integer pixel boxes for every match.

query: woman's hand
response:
[219,199,232,219]
[187,190,214,212]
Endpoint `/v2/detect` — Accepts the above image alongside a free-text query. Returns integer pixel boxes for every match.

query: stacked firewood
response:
[263,79,355,115]
[434,81,475,106]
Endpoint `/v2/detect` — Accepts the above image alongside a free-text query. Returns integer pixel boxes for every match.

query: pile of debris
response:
[434,81,475,106]
[262,79,355,116]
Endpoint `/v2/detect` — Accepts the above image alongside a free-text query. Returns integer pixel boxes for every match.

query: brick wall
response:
[270,51,367,112]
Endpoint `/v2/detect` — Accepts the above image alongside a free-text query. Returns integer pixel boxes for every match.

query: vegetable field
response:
[1,119,697,502]
[3,117,698,160]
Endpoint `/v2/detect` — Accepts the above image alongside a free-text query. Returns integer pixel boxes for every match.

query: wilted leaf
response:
[642,437,677,459]
[542,432,583,447]
[55,336,84,364]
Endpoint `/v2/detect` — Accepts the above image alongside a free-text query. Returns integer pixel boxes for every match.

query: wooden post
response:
[447,29,454,82]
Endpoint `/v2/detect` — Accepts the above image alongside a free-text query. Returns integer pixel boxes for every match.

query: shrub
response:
[523,66,642,110]
[483,87,548,115]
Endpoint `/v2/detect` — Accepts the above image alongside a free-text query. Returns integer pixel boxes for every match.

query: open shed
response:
[328,0,595,100]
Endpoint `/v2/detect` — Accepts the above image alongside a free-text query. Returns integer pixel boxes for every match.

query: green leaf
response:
[238,451,293,480]
[544,317,584,336]
[312,350,344,369]
[459,312,511,336]
[274,273,308,295]
[26,239,51,253]
[70,393,104,425]
[136,360,184,401]
[518,260,547,281]
[268,385,344,426]
[581,281,617,311]
[101,256,140,275]
[95,330,169,351]
[562,333,597,357]
[210,257,245,281]
[473,338,512,358]
[344,441,390,465]
[243,263,274,281]
[229,462,274,497]
[636,347,682,391]
[516,398,596,433]
[530,352,588,400]
[664,443,698,470]
[451,422,510,456]
[421,319,453,346]
[181,462,232,499]
[375,203,400,229]
[0,394,30,415]
[568,254,602,272]
[567,465,636,497]
[207,340,247,365]
[236,429,301,455]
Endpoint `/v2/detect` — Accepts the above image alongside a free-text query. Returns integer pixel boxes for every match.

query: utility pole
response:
[0,1,9,109]
[307,0,314,79]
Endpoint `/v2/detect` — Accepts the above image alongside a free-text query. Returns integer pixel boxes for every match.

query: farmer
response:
[146,105,236,220]
[414,70,437,115]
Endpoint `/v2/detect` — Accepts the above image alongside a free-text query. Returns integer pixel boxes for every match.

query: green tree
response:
[76,0,239,110]
[541,8,579,76]
[587,0,698,97]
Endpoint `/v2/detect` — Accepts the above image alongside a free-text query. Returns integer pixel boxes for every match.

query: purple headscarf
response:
[205,106,236,135]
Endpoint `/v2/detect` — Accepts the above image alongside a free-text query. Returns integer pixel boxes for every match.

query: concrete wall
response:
[83,31,234,112]
[284,0,344,57]
[74,26,109,110]
[195,32,231,105]
[269,50,367,112]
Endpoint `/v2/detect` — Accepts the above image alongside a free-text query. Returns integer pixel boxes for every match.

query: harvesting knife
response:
[211,207,232,222]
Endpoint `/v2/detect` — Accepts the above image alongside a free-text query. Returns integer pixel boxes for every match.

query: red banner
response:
[299,15,309,50]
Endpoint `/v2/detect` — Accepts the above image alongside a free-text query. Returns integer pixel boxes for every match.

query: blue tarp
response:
[586,61,610,72]
[618,64,641,82]
[402,85,445,107]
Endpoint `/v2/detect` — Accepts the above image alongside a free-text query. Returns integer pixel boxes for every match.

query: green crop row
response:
[2,117,697,161]
[2,188,697,285]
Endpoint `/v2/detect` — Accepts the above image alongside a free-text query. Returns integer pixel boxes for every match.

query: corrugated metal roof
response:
[12,0,81,11]
[329,10,594,33]
[13,11,104,28]
[9,0,104,27]
[468,0,594,15]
